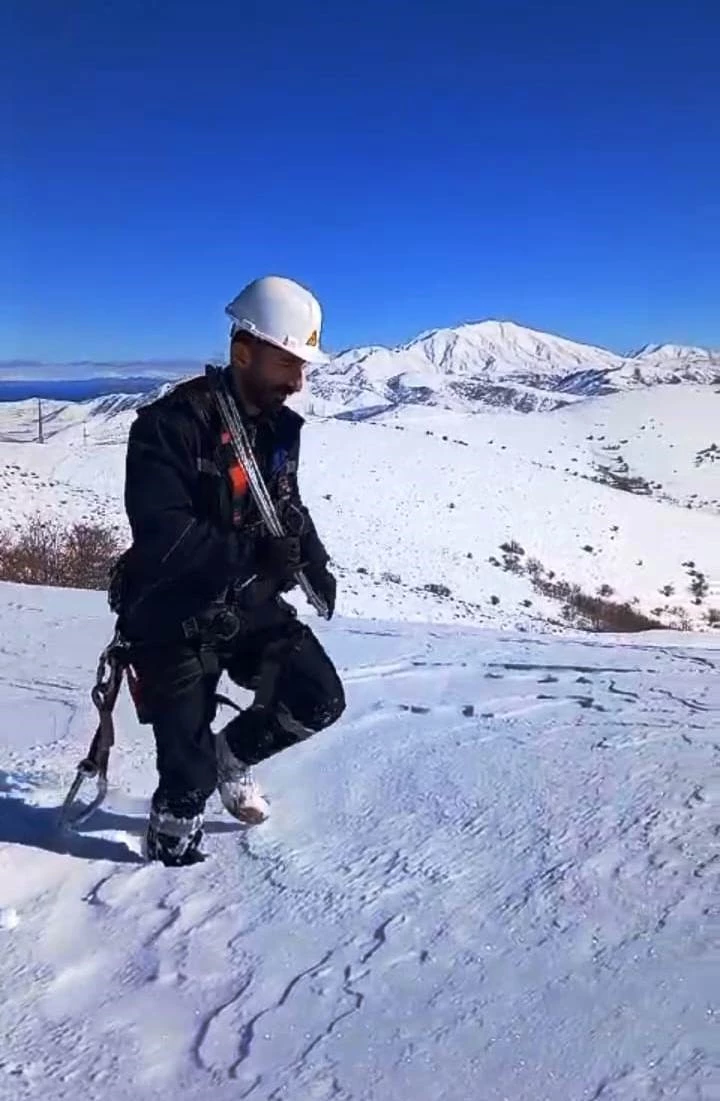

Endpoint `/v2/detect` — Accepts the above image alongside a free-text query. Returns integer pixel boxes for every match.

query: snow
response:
[0,906,20,930]
[0,383,718,631]
[0,581,717,1100]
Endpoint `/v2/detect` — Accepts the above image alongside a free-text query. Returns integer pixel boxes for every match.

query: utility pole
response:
[37,399,44,444]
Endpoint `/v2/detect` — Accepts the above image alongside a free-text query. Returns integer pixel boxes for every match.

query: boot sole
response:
[221,798,270,826]
[235,807,269,825]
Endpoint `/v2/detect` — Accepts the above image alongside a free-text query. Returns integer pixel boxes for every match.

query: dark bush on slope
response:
[0,517,123,591]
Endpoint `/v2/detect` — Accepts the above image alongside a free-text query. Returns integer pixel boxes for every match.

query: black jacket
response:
[118,368,328,640]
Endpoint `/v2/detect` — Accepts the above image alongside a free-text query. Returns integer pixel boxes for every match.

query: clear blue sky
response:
[3,0,719,361]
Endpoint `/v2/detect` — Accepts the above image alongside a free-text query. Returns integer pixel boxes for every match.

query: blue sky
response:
[4,0,719,361]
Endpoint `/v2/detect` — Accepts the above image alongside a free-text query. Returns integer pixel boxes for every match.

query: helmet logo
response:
[306,330,318,347]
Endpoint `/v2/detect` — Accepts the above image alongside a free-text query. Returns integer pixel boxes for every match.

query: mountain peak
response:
[404,319,623,378]
[630,342,716,361]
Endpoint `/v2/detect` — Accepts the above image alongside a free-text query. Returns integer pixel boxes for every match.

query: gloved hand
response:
[258,534,305,585]
[305,560,337,619]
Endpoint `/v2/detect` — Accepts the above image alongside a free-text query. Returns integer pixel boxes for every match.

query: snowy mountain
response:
[302,320,720,418]
[5,320,718,420]
[304,321,628,417]
[616,343,720,387]
[0,582,716,1100]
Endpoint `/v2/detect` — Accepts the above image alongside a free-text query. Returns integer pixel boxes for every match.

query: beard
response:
[261,383,292,411]
[242,371,291,413]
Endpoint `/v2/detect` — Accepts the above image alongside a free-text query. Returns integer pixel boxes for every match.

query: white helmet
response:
[225,275,329,366]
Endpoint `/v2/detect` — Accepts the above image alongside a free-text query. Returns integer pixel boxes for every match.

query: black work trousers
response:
[131,601,345,818]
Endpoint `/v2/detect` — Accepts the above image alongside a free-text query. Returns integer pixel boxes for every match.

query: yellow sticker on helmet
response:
[306,330,318,347]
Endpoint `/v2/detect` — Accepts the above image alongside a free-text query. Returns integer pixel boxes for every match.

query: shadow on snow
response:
[0,770,240,865]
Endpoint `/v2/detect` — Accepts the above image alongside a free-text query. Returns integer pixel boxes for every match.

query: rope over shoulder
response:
[205,365,330,620]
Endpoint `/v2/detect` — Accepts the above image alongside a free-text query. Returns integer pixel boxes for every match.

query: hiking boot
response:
[144,806,207,867]
[215,728,269,825]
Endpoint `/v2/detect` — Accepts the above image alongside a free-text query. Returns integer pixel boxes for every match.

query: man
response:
[116,275,345,867]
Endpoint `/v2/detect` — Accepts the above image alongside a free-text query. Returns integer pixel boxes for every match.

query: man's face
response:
[233,337,306,413]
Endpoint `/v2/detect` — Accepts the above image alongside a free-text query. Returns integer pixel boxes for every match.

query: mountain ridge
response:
[304,319,720,418]
[2,320,719,418]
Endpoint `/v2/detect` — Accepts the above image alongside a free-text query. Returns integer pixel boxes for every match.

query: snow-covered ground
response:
[0,582,717,1100]
[0,383,718,630]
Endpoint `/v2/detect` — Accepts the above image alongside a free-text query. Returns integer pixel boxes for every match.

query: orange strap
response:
[220,430,249,524]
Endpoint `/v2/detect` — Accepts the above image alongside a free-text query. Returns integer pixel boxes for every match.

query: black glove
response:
[305,561,337,619]
[258,534,305,585]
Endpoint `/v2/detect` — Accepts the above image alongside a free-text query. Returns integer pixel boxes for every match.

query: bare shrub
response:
[424,582,451,598]
[689,574,709,602]
[500,539,525,574]
[523,552,660,632]
[595,466,653,495]
[563,589,661,632]
[0,516,123,591]
[525,557,544,580]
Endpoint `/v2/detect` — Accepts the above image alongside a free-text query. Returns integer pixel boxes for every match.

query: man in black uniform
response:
[117,276,345,866]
